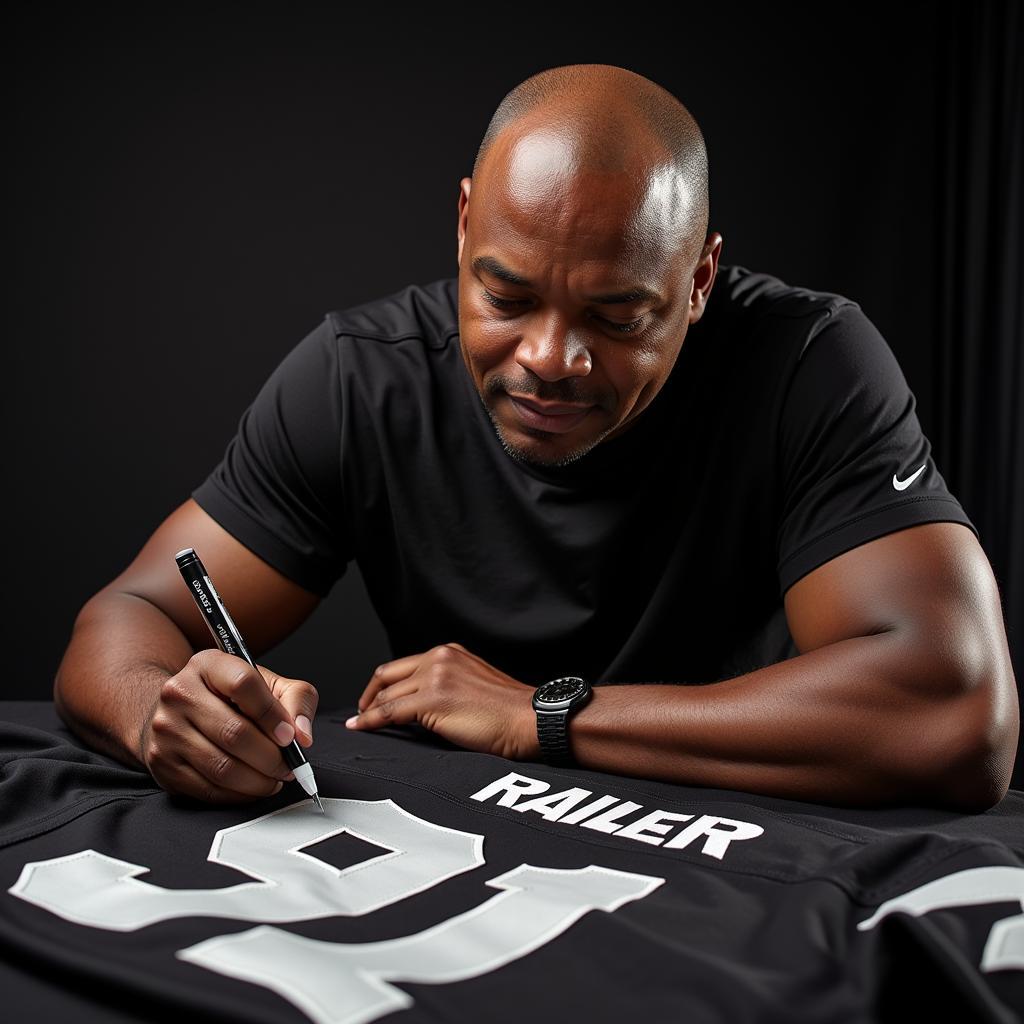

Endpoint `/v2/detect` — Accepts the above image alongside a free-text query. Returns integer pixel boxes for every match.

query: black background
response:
[10,6,1021,776]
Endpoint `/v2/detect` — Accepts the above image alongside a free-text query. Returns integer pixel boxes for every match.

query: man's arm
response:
[350,520,1017,811]
[54,498,322,801]
[564,521,1018,811]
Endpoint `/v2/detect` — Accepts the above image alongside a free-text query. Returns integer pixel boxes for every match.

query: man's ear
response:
[688,232,723,324]
[457,177,472,266]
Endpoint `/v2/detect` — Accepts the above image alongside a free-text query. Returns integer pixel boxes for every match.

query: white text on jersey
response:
[470,772,764,860]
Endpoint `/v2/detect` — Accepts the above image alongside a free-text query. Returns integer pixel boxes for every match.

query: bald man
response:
[54,64,1018,812]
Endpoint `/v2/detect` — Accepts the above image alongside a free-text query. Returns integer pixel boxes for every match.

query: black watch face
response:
[536,677,588,705]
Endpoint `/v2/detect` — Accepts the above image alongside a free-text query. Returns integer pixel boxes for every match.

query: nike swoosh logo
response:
[893,462,927,491]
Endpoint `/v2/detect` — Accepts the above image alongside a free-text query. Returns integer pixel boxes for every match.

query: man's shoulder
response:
[696,264,875,376]
[709,263,861,326]
[324,276,459,352]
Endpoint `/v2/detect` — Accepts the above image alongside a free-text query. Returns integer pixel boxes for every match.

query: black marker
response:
[174,547,324,813]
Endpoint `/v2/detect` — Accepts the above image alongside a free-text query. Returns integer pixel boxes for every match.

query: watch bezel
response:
[532,676,591,713]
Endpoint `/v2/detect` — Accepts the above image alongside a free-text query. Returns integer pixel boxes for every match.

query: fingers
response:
[358,656,419,712]
[349,687,419,730]
[356,643,471,721]
[260,664,319,749]
[179,724,293,798]
[146,711,290,803]
[144,653,299,802]
[152,676,293,785]
[185,696,295,782]
[165,759,284,805]
[357,645,463,711]
[195,649,297,747]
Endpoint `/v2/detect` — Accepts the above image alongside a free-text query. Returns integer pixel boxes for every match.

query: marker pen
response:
[174,546,324,813]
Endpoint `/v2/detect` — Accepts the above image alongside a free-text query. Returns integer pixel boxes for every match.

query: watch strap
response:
[536,709,573,766]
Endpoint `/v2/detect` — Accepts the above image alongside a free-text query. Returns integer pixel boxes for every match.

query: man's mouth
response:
[506,394,594,434]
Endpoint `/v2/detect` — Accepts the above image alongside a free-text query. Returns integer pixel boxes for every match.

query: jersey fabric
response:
[2,701,1021,1024]
[190,265,978,687]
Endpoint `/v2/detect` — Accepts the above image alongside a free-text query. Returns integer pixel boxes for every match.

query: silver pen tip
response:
[313,793,325,814]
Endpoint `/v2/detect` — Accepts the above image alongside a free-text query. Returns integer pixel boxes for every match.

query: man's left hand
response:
[347,643,540,761]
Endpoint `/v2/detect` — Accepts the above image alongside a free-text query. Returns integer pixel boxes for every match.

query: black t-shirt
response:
[191,265,978,687]
[2,701,1022,1024]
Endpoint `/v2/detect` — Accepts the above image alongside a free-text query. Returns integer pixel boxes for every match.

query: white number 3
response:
[9,798,663,1024]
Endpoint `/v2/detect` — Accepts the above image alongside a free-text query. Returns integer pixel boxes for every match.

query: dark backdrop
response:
[11,4,1023,782]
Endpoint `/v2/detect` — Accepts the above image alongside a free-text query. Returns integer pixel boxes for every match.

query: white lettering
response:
[469,772,549,807]
[615,810,695,846]
[663,815,765,859]
[559,794,620,825]
[580,801,645,834]
[512,787,593,821]
[471,773,764,860]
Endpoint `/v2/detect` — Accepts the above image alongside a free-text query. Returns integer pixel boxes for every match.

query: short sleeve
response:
[775,305,978,596]
[190,318,351,597]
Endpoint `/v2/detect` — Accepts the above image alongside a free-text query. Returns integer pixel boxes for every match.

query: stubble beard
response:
[477,391,612,469]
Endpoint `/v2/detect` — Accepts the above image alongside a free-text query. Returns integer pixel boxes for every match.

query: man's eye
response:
[480,289,646,335]
[481,289,525,310]
[604,317,646,335]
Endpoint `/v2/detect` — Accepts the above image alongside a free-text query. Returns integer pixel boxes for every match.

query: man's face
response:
[456,129,718,470]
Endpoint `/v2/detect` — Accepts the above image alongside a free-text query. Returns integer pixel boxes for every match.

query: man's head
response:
[457,63,722,470]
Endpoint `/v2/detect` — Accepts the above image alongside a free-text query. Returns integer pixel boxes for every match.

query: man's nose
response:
[514,316,593,382]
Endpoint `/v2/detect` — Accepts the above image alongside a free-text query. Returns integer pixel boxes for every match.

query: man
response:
[53,64,1018,812]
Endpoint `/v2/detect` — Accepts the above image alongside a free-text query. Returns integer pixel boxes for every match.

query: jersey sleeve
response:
[775,304,979,596]
[190,317,351,597]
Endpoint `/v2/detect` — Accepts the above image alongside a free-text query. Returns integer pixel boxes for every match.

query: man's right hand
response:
[140,649,319,804]
[54,498,326,795]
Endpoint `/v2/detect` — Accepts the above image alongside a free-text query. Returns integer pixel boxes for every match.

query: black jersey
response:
[2,702,1021,1023]
[190,266,977,690]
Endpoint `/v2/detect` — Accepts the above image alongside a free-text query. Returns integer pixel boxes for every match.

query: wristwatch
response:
[532,676,592,767]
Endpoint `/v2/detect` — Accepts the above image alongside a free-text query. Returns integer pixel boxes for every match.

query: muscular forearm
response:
[53,590,195,768]
[566,629,1001,811]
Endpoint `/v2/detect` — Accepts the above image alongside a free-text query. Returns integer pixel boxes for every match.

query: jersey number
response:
[9,797,664,1024]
